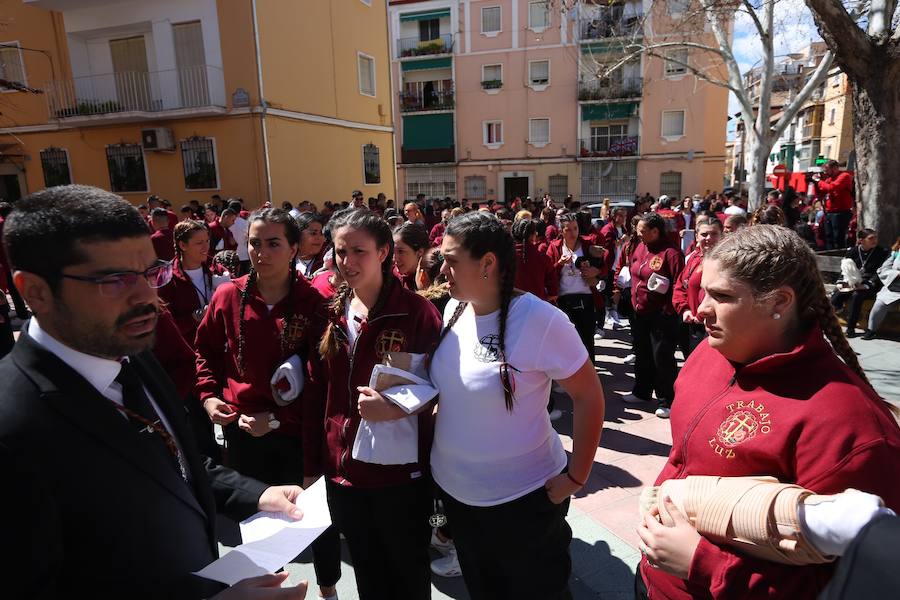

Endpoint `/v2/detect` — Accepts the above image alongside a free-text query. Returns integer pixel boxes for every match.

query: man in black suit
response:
[0,185,308,599]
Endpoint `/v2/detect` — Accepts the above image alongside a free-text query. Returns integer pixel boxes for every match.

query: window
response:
[363,143,381,185]
[181,137,218,190]
[465,175,487,201]
[406,166,456,200]
[829,107,836,125]
[824,144,832,159]
[529,118,550,145]
[529,60,550,86]
[106,144,148,193]
[660,171,682,199]
[357,53,376,97]
[482,6,501,33]
[581,160,637,202]
[0,42,27,90]
[419,19,440,42]
[482,64,502,88]
[484,121,503,145]
[528,1,550,30]
[590,123,627,152]
[662,110,685,138]
[667,0,690,15]
[665,49,688,77]
[548,174,568,198]
[40,148,71,187]
[831,73,841,86]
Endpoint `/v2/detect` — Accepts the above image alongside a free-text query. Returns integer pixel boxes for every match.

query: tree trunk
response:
[746,134,769,211]
[851,71,900,247]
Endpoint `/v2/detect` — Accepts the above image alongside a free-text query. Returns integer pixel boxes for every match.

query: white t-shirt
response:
[229,217,250,261]
[184,267,228,305]
[345,303,363,349]
[558,244,592,296]
[430,293,589,506]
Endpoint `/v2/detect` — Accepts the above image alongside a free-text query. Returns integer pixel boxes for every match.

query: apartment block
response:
[389,0,728,204]
[0,0,396,207]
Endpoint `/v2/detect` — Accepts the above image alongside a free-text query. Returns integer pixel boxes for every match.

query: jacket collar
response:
[11,327,209,521]
[733,325,829,380]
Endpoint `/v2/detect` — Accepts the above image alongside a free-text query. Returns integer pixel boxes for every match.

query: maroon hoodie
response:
[194,274,327,437]
[671,250,704,318]
[629,240,684,316]
[306,281,441,486]
[514,241,558,301]
[642,327,900,599]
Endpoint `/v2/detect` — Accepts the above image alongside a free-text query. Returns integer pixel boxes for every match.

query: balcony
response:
[579,14,643,40]
[44,65,226,122]
[401,146,455,164]
[578,77,642,101]
[397,34,454,59]
[399,88,454,113]
[579,136,640,158]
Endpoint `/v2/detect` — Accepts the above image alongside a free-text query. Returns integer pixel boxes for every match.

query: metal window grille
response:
[482,6,501,32]
[465,175,486,202]
[40,148,71,188]
[0,44,26,89]
[580,160,636,203]
[548,175,568,199]
[181,137,218,190]
[106,144,147,193]
[660,171,682,199]
[363,143,381,184]
[406,166,456,201]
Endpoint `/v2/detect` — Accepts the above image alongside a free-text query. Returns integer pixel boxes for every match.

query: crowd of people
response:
[0,181,898,600]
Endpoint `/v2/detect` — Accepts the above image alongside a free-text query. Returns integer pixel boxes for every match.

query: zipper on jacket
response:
[674,374,737,478]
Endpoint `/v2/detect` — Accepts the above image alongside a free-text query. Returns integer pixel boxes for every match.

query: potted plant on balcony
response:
[481,79,503,90]
[414,38,446,56]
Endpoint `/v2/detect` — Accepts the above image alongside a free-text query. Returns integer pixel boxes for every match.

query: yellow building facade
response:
[0,0,396,208]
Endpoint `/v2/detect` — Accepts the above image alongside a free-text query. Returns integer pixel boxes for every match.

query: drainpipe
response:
[251,0,273,205]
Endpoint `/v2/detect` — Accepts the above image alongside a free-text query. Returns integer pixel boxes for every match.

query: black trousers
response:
[223,426,341,588]
[326,478,432,600]
[825,211,852,250]
[187,396,220,463]
[440,485,573,600]
[679,322,706,359]
[0,305,14,360]
[634,570,650,600]
[631,311,680,407]
[558,294,596,364]
[831,286,878,330]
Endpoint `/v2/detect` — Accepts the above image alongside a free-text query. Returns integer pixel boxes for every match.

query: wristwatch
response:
[268,412,281,430]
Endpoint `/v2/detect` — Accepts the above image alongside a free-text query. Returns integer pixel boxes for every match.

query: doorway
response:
[504,176,529,203]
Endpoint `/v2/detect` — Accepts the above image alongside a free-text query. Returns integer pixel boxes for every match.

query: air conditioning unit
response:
[141,127,175,151]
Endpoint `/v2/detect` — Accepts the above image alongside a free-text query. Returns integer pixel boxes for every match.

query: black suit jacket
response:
[0,329,268,599]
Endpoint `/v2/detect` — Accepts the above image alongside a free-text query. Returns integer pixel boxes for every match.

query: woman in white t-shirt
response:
[431,211,605,599]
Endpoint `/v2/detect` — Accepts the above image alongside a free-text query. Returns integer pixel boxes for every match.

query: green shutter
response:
[400,9,451,22]
[403,114,454,149]
[401,57,453,72]
[581,102,638,121]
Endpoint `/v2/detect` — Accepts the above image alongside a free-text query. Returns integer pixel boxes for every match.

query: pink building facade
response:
[388,0,728,204]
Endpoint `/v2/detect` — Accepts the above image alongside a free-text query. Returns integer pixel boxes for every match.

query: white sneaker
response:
[594,327,605,339]
[621,393,650,404]
[430,530,454,555]
[623,354,636,365]
[655,407,671,419]
[430,548,463,578]
[549,409,564,421]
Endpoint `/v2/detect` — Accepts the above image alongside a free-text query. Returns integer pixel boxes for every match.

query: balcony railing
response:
[579,14,643,40]
[397,33,454,58]
[45,65,225,119]
[578,77,643,101]
[399,88,454,112]
[579,136,640,158]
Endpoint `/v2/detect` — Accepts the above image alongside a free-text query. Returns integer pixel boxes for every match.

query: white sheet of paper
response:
[192,477,331,586]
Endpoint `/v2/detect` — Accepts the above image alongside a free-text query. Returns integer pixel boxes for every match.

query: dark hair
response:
[179,204,193,214]
[438,211,518,411]
[236,208,301,375]
[751,204,786,226]
[392,221,430,252]
[511,218,537,264]
[700,217,724,231]
[419,246,445,285]
[318,208,395,358]
[173,219,208,260]
[220,208,236,218]
[295,211,327,234]
[282,201,293,211]
[4,185,149,291]
[825,159,840,170]
[228,200,243,213]
[858,228,876,240]
[151,207,169,221]
[0,202,13,218]
[637,212,667,237]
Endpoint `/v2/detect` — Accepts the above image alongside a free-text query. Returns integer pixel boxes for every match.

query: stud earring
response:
[773,313,781,320]
[482,272,488,279]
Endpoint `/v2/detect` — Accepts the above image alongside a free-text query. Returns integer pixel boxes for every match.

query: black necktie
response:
[115,359,189,483]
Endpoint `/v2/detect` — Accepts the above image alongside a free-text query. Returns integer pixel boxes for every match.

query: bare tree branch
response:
[741,0,770,40]
[805,0,873,76]
[771,50,834,138]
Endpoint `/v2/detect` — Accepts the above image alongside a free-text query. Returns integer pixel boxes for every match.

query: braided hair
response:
[511,218,537,264]
[707,225,883,400]
[318,208,395,359]
[435,211,519,411]
[236,208,302,376]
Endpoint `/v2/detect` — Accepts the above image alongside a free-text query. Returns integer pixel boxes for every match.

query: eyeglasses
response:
[60,260,173,298]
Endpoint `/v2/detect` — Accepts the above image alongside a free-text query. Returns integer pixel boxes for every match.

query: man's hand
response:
[211,572,307,599]
[239,412,274,437]
[204,397,239,426]
[258,485,303,520]
[357,387,406,422]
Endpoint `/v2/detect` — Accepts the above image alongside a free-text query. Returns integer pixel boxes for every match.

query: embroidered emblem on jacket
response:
[709,400,772,459]
[376,329,406,357]
[649,255,663,271]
